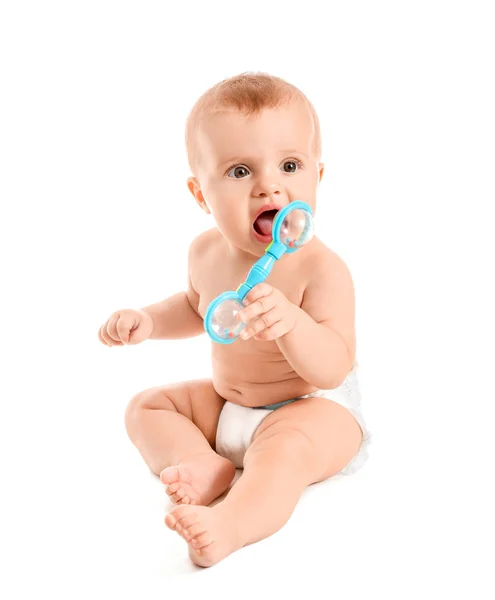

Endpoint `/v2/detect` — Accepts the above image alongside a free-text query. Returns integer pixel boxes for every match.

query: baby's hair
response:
[186,72,321,174]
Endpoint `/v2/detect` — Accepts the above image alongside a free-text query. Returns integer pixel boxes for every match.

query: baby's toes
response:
[166,505,197,529]
[176,512,200,530]
[165,510,183,531]
[160,466,180,486]
[171,494,191,504]
[176,489,193,504]
[175,487,186,500]
[190,531,213,550]
[166,482,181,494]
[183,523,206,541]
[167,487,187,503]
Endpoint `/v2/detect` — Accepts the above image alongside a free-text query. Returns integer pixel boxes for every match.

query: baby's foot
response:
[165,504,241,568]
[160,452,235,507]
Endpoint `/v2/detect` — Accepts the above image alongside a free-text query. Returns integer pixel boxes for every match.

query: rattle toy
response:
[204,201,314,344]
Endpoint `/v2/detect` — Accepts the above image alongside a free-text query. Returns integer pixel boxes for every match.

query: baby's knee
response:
[124,387,173,433]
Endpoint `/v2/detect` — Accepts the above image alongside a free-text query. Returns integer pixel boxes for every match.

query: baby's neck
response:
[224,235,315,271]
[224,239,262,266]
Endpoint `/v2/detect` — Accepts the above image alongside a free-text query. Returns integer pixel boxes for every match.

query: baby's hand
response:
[236,283,298,341]
[98,309,154,346]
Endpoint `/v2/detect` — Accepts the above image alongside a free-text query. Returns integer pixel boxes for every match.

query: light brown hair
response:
[186,72,321,174]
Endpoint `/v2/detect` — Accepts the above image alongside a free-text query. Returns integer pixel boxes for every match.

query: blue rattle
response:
[204,201,315,344]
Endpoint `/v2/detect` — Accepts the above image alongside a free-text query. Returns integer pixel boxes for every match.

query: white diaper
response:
[215,364,371,476]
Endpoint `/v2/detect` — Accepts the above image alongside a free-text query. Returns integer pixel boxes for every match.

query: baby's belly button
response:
[216,377,316,407]
[215,377,262,397]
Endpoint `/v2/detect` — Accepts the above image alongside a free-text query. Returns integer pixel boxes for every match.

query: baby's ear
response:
[187,177,211,214]
[318,162,325,182]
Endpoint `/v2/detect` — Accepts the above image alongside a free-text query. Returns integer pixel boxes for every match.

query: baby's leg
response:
[165,396,362,567]
[125,379,235,506]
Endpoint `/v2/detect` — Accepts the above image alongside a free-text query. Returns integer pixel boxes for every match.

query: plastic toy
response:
[204,201,314,344]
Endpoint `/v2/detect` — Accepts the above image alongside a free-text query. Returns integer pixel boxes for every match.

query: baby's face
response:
[189,99,323,257]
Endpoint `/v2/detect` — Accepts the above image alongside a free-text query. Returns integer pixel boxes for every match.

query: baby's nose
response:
[252,175,281,198]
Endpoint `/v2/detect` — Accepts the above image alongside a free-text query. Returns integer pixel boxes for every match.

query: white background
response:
[1,1,494,597]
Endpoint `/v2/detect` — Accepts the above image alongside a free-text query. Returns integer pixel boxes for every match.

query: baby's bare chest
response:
[193,254,313,405]
[196,266,305,322]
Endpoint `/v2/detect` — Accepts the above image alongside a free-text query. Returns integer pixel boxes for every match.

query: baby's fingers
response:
[237,288,276,323]
[105,313,125,344]
[116,315,134,344]
[98,326,107,345]
[240,308,280,340]
[99,324,123,346]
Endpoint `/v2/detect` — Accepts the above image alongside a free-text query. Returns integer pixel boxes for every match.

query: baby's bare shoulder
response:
[300,239,355,333]
[188,227,223,267]
[186,228,223,310]
[302,239,354,286]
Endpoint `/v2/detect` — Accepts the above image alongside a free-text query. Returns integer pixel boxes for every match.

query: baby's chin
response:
[249,227,277,254]
[226,236,269,260]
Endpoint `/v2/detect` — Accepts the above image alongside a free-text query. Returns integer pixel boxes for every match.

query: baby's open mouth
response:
[253,209,278,237]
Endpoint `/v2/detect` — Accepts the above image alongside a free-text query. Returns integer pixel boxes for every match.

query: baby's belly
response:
[211,343,318,407]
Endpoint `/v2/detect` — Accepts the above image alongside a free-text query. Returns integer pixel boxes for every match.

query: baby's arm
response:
[141,238,204,340]
[276,252,356,388]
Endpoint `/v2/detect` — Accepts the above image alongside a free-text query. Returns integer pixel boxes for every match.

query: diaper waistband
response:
[252,397,301,411]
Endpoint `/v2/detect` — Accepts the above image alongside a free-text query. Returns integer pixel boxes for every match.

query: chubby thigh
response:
[247,396,363,483]
[126,378,226,450]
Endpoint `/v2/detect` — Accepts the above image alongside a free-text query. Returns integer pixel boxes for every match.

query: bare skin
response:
[164,395,362,567]
[99,97,363,567]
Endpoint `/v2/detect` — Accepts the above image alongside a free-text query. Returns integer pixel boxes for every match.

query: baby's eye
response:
[282,160,301,173]
[227,165,250,179]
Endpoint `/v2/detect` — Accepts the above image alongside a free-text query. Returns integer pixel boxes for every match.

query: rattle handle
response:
[237,255,276,300]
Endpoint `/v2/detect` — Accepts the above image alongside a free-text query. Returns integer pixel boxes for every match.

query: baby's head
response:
[186,72,324,257]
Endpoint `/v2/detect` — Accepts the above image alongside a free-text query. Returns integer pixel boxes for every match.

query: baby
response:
[98,73,370,568]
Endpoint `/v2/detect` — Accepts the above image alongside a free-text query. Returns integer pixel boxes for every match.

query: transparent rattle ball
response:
[279,208,314,249]
[210,298,246,341]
